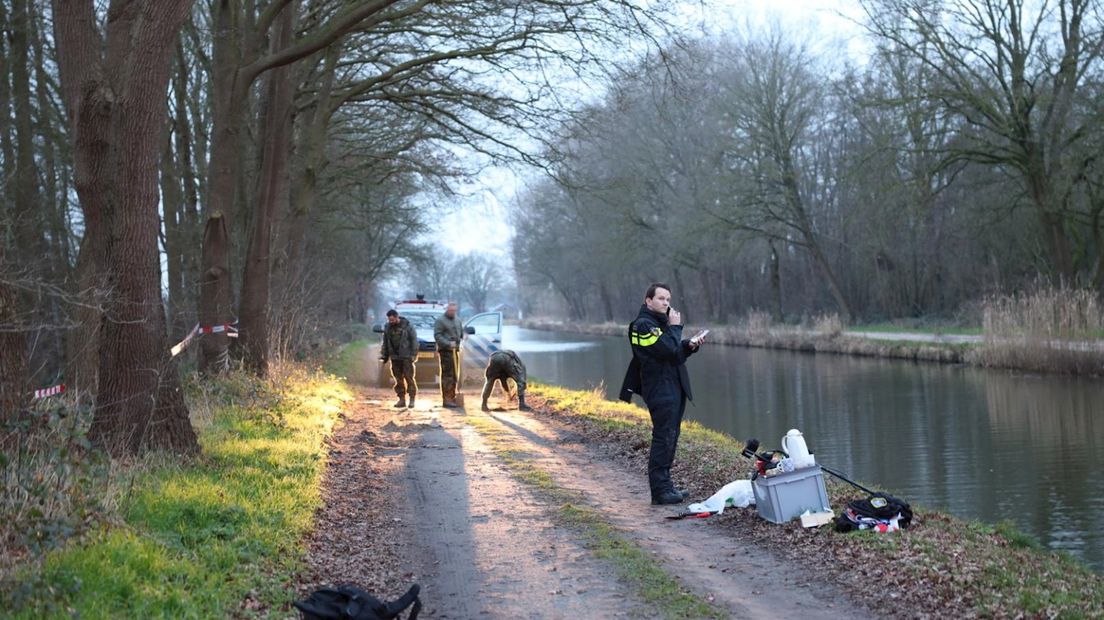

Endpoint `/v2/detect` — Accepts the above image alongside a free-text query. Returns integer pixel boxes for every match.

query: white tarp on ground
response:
[687,479,755,514]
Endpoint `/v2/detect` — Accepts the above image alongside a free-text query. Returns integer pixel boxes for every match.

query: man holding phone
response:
[619,282,707,505]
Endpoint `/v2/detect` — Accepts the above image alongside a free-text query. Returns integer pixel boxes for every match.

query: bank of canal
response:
[503,325,1104,572]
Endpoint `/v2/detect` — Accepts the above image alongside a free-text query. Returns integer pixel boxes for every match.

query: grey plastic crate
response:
[752,465,831,524]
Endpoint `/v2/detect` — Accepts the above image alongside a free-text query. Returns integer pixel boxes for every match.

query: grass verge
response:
[2,364,352,618]
[463,415,723,619]
[528,383,1104,617]
[325,339,372,383]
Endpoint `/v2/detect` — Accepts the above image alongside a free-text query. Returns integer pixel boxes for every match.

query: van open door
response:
[462,311,503,372]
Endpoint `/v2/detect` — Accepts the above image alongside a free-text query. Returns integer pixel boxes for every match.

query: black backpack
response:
[834,493,913,532]
[293,584,421,620]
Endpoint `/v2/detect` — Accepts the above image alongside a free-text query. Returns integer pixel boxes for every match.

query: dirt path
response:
[303,387,876,618]
[398,403,652,618]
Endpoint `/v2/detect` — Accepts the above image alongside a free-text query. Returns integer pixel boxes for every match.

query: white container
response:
[752,465,830,524]
[781,429,815,468]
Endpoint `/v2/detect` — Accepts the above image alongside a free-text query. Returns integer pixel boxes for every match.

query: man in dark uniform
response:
[380,309,419,408]
[480,349,532,412]
[619,282,706,505]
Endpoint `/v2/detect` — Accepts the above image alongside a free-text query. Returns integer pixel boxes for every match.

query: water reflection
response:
[504,325,1104,571]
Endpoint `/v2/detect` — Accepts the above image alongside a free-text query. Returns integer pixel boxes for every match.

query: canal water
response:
[502,325,1104,571]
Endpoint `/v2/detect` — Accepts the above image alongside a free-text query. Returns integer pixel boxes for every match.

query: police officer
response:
[380,309,419,408]
[480,350,532,412]
[619,282,706,505]
[433,301,464,409]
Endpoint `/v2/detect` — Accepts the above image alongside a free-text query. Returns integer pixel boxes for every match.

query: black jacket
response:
[619,304,696,404]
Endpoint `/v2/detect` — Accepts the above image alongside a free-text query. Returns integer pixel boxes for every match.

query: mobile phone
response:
[691,329,710,345]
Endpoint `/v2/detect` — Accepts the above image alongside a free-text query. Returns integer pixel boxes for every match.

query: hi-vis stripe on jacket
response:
[630,328,661,347]
[619,304,696,404]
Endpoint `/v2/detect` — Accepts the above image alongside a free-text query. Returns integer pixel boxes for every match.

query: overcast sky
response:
[427,0,868,258]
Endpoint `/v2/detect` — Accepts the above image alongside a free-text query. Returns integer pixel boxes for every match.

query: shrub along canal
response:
[503,325,1104,572]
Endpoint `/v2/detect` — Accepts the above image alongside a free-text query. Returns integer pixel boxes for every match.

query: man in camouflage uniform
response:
[433,302,464,409]
[480,349,531,412]
[380,309,419,408]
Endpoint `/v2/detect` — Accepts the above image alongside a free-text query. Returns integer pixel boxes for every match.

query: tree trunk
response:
[698,267,716,322]
[768,240,783,322]
[0,0,13,173]
[162,124,187,335]
[240,3,295,376]
[54,0,199,456]
[11,0,41,264]
[33,6,68,381]
[599,281,614,321]
[10,0,49,382]
[199,0,246,372]
[174,43,202,331]
[199,212,232,375]
[779,151,853,323]
[0,243,30,435]
[280,45,338,291]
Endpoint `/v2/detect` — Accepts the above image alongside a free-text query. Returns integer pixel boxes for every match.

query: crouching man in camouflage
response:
[480,350,531,412]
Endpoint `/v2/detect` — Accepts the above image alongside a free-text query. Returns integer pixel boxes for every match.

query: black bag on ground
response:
[834,493,913,532]
[293,584,421,620]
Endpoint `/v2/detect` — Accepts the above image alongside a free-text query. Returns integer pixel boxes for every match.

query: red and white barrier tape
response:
[199,323,238,336]
[171,324,201,357]
[170,322,240,357]
[33,384,66,399]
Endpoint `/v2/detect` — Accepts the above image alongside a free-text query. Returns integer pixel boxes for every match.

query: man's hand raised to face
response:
[668,309,682,326]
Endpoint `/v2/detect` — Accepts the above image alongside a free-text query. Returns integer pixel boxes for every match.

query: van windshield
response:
[401,313,439,330]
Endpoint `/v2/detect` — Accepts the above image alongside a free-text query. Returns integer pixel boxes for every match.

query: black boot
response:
[517,393,532,412]
[664,468,689,499]
[651,489,685,505]
[393,396,406,408]
[407,395,415,408]
[481,399,490,412]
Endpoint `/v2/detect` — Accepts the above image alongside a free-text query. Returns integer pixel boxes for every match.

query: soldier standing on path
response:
[434,302,464,409]
[480,349,532,412]
[380,309,419,408]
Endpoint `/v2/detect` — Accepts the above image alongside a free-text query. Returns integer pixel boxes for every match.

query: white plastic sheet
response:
[686,479,755,514]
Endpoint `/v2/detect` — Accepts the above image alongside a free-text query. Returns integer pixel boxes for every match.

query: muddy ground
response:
[298,385,877,619]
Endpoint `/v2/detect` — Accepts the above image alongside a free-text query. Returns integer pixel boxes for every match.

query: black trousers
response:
[647,396,686,494]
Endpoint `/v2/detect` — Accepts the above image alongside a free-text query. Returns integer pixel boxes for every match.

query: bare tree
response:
[452,254,502,313]
[714,33,855,322]
[861,0,1104,287]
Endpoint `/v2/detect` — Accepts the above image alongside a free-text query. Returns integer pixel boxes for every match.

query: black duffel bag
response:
[293,583,421,620]
[835,493,913,532]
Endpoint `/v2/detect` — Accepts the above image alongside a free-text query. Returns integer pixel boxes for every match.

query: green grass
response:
[326,339,372,379]
[6,369,349,619]
[464,415,722,619]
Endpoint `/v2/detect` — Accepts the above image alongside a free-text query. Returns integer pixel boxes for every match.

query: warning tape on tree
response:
[171,321,239,357]
[33,384,66,399]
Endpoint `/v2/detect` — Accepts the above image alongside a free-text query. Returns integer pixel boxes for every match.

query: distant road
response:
[845,331,982,345]
[847,330,1104,352]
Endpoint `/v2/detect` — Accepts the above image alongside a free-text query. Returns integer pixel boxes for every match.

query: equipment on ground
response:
[741,436,913,531]
[293,583,421,620]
